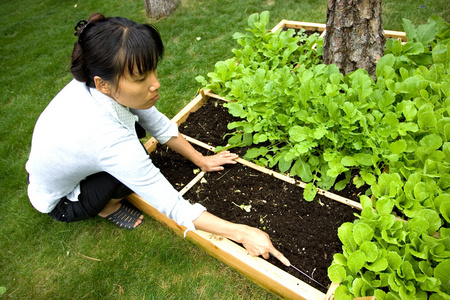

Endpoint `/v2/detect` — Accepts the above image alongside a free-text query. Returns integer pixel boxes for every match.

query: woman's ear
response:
[94,76,111,95]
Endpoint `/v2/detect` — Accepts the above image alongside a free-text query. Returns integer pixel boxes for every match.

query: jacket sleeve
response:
[130,106,178,144]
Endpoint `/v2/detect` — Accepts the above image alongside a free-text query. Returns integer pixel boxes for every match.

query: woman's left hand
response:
[197,151,238,172]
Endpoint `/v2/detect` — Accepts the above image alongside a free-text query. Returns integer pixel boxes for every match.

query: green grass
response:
[1,0,448,299]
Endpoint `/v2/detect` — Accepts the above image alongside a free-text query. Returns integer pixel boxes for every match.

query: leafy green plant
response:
[197,12,381,198]
[328,196,450,300]
[372,16,450,223]
[328,17,450,299]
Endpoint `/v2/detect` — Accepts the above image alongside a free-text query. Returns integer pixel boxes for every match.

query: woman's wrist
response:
[165,133,204,166]
[222,223,246,244]
[193,211,245,243]
[193,154,206,170]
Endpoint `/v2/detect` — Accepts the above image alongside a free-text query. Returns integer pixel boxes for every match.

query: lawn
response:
[1,0,448,298]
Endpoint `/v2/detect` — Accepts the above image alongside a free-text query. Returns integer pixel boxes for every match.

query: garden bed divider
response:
[125,89,374,299]
[178,170,206,196]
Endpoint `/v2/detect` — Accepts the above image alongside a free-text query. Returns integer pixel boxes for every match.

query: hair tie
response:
[74,19,93,45]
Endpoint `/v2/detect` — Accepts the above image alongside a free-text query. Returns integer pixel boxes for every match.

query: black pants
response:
[48,172,133,223]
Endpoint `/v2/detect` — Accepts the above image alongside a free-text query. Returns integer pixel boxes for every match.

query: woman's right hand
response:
[237,224,290,267]
[192,211,290,267]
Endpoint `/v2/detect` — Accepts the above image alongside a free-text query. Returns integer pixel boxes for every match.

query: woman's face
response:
[109,68,161,110]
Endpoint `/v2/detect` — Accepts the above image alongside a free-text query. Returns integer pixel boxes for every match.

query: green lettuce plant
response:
[328,195,450,300]
[329,16,450,299]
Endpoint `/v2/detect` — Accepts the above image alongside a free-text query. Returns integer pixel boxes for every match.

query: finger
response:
[224,152,239,158]
[218,150,232,154]
[228,154,239,160]
[204,166,224,172]
[217,151,238,158]
[222,158,237,164]
[217,155,237,163]
[269,250,291,267]
[222,155,238,162]
[244,246,258,257]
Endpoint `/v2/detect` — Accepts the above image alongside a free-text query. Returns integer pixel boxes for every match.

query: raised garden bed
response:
[128,90,361,299]
[127,21,409,300]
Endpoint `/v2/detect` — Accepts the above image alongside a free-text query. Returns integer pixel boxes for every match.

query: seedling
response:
[232,201,252,212]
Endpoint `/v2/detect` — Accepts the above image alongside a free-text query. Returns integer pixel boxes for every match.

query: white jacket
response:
[26,79,205,231]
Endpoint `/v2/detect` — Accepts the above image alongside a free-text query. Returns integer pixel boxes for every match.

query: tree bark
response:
[323,0,385,80]
[144,0,180,19]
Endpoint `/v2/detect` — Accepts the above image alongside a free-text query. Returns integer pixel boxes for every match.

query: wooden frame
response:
[125,18,406,299]
[271,19,407,42]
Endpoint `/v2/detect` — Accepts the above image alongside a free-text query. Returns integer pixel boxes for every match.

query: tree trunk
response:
[144,0,180,19]
[323,0,385,80]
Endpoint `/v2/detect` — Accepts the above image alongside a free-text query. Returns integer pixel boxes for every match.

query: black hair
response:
[71,13,164,88]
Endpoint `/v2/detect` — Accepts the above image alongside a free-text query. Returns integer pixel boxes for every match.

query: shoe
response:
[105,200,144,229]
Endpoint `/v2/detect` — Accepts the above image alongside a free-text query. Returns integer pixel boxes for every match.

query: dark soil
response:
[150,99,363,293]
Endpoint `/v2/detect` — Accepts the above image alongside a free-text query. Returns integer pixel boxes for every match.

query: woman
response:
[26,13,289,266]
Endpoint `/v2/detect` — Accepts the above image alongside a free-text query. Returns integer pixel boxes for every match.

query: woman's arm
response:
[193,211,290,266]
[164,132,238,171]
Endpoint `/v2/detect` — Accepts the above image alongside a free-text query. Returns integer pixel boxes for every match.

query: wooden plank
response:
[281,20,326,32]
[271,20,326,51]
[271,19,288,32]
[272,20,407,42]
[143,136,158,153]
[236,157,362,210]
[384,29,407,42]
[203,89,229,102]
[179,171,205,196]
[191,230,326,300]
[127,193,185,234]
[324,282,339,300]
[143,90,209,151]
[171,91,209,125]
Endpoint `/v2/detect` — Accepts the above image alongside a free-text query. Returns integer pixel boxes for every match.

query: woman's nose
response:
[150,79,160,92]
